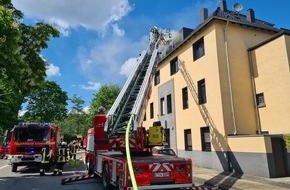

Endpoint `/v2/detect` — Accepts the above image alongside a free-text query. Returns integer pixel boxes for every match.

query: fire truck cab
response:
[7,122,62,172]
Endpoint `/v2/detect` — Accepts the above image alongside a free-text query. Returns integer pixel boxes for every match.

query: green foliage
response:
[90,83,121,116]
[22,81,68,122]
[57,94,91,139]
[57,113,91,139]
[0,1,60,134]
[67,159,80,167]
[70,94,85,114]
[0,5,22,135]
[58,84,121,140]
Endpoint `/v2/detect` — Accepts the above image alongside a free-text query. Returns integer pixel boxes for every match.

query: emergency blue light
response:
[18,122,24,126]
[29,150,35,155]
[44,122,49,126]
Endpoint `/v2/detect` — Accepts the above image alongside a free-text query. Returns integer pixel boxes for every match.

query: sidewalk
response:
[193,166,290,190]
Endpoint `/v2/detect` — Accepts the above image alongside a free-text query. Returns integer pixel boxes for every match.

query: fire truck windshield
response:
[13,126,49,142]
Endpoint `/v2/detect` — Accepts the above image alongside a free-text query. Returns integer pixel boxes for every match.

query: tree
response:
[70,94,85,134]
[57,113,91,141]
[22,81,68,122]
[90,83,121,116]
[0,4,22,135]
[0,1,59,132]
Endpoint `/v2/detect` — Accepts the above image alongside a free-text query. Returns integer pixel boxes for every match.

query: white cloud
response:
[120,57,138,77]
[111,23,125,37]
[80,81,101,91]
[12,0,132,36]
[46,63,61,77]
[77,35,148,82]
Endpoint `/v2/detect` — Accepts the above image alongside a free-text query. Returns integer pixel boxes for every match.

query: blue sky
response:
[12,0,290,112]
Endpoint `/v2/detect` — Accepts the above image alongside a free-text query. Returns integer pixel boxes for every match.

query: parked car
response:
[153,148,177,156]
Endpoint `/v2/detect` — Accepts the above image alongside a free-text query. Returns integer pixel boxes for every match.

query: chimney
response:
[200,8,208,22]
[220,0,227,11]
[247,9,255,22]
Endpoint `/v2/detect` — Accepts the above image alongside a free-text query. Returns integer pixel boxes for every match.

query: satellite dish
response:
[233,3,243,13]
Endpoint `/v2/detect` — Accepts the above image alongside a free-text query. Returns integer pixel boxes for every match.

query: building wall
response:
[157,79,177,153]
[251,35,290,134]
[215,20,276,136]
[143,18,289,177]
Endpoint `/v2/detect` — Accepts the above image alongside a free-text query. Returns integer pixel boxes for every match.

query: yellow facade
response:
[250,35,290,134]
[143,1,290,177]
[144,21,277,150]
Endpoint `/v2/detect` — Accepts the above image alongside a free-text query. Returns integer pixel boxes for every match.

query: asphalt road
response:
[0,152,103,190]
[0,151,215,190]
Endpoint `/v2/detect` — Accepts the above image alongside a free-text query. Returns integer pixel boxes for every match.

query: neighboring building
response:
[143,0,290,178]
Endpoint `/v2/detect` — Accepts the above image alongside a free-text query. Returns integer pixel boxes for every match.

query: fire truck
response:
[6,122,62,172]
[79,27,194,190]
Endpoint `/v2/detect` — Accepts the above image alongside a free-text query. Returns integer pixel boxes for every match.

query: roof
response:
[158,5,282,63]
[211,7,279,32]
[248,29,290,51]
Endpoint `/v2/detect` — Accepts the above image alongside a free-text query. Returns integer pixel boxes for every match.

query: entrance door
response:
[271,137,288,177]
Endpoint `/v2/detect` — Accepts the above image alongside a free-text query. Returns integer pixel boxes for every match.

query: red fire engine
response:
[7,122,62,172]
[77,27,194,190]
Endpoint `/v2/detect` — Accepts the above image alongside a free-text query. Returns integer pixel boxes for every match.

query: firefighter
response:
[69,140,77,160]
[40,144,50,176]
[98,106,106,115]
[53,142,67,176]
[149,26,159,48]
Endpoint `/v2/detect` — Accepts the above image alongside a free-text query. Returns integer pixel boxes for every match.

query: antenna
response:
[233,3,243,13]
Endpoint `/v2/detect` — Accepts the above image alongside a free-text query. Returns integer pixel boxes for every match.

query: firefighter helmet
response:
[98,106,106,114]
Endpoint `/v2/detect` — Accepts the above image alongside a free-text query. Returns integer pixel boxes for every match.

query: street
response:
[0,152,102,190]
[0,151,215,190]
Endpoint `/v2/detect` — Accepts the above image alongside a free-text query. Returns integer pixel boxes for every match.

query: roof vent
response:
[200,8,208,23]
[247,9,255,22]
[220,0,227,11]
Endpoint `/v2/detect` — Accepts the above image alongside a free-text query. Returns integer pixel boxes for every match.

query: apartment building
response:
[143,0,290,178]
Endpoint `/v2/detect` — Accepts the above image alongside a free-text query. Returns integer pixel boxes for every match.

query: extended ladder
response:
[104,47,159,138]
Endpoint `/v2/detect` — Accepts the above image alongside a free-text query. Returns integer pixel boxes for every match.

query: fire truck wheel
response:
[87,160,94,175]
[102,163,111,190]
[11,164,17,172]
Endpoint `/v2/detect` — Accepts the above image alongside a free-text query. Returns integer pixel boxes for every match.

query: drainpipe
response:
[247,50,262,134]
[224,20,237,135]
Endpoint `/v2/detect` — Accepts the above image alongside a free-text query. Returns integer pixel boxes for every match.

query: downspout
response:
[247,50,262,134]
[224,20,237,135]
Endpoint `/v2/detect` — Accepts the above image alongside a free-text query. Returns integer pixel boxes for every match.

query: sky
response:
[11,0,290,112]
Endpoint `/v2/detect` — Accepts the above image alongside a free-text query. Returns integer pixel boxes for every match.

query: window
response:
[150,102,154,119]
[160,97,165,116]
[198,79,206,104]
[201,127,211,151]
[184,129,192,151]
[182,87,188,109]
[143,112,146,121]
[154,70,160,85]
[193,37,205,61]
[170,57,179,75]
[256,93,265,107]
[167,94,172,114]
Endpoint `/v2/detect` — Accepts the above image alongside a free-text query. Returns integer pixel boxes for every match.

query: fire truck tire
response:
[87,160,94,175]
[102,163,111,190]
[11,164,17,172]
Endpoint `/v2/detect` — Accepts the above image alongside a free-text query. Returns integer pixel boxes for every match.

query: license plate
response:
[23,155,33,158]
[154,172,169,178]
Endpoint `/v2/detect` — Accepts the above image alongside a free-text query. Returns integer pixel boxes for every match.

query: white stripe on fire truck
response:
[151,163,172,172]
